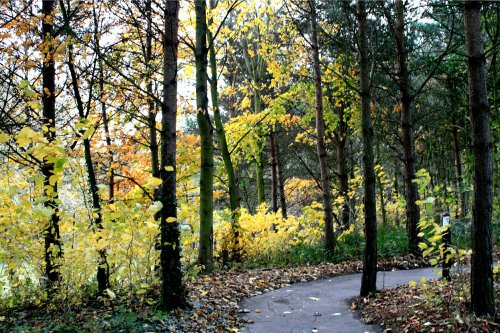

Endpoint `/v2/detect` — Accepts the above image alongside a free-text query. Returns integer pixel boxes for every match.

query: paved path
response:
[238,267,438,333]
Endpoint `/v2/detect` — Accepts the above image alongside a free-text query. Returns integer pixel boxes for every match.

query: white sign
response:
[443,216,450,226]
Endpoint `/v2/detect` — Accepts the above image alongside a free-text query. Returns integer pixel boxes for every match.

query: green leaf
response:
[54,158,66,172]
[82,126,95,140]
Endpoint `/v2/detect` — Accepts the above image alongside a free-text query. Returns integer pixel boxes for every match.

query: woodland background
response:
[0,0,498,328]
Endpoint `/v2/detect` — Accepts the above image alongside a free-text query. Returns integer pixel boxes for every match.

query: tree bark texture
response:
[41,0,62,288]
[309,0,335,255]
[376,143,387,226]
[254,91,266,205]
[270,131,279,213]
[358,0,378,297]
[334,102,350,230]
[276,135,287,219]
[394,0,420,255]
[195,0,214,273]
[464,0,495,317]
[160,0,187,310]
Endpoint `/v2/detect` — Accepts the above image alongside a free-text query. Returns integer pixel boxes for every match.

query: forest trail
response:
[238,267,438,333]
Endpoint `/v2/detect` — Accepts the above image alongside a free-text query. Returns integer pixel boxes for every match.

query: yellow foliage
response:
[213,203,324,262]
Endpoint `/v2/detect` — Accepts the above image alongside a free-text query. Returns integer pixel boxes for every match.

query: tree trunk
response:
[358,0,377,297]
[60,0,109,292]
[309,0,335,255]
[146,0,160,181]
[464,0,494,317]
[394,0,420,255]
[394,160,400,227]
[376,143,387,226]
[160,0,187,310]
[336,105,350,230]
[208,0,241,262]
[41,0,62,289]
[276,136,287,219]
[254,91,266,205]
[195,0,214,273]
[270,131,279,213]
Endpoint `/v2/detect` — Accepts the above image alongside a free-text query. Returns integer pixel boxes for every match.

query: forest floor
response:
[1,254,498,333]
[355,263,500,333]
[1,255,424,332]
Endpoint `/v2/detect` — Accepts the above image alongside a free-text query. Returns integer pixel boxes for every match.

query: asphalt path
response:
[238,267,439,333]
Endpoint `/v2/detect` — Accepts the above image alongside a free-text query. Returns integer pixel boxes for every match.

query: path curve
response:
[238,267,438,333]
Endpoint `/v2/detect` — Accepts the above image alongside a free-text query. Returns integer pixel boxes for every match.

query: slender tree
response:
[159,0,187,310]
[270,131,279,213]
[335,102,350,230]
[196,0,214,273]
[309,0,335,255]
[41,0,63,289]
[60,0,109,293]
[358,0,377,297]
[394,0,420,254]
[208,0,241,261]
[464,0,494,317]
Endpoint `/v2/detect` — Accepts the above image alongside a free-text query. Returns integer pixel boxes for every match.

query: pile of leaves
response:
[0,255,427,333]
[355,251,500,333]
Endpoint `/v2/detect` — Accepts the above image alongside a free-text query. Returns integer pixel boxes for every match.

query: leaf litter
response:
[1,255,432,332]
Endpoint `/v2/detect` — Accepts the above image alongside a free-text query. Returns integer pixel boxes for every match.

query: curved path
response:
[238,267,438,333]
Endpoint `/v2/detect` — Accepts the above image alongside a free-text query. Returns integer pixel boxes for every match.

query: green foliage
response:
[413,169,471,273]
[377,225,409,257]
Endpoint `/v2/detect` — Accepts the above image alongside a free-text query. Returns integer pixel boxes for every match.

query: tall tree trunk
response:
[394,160,400,227]
[254,91,266,205]
[208,0,241,262]
[276,136,287,219]
[394,0,420,255]
[60,0,109,293]
[270,131,279,213]
[376,143,387,226]
[336,104,350,230]
[358,0,377,297]
[464,0,494,317]
[160,0,187,310]
[146,0,160,181]
[195,0,214,273]
[309,0,335,255]
[41,0,62,289]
